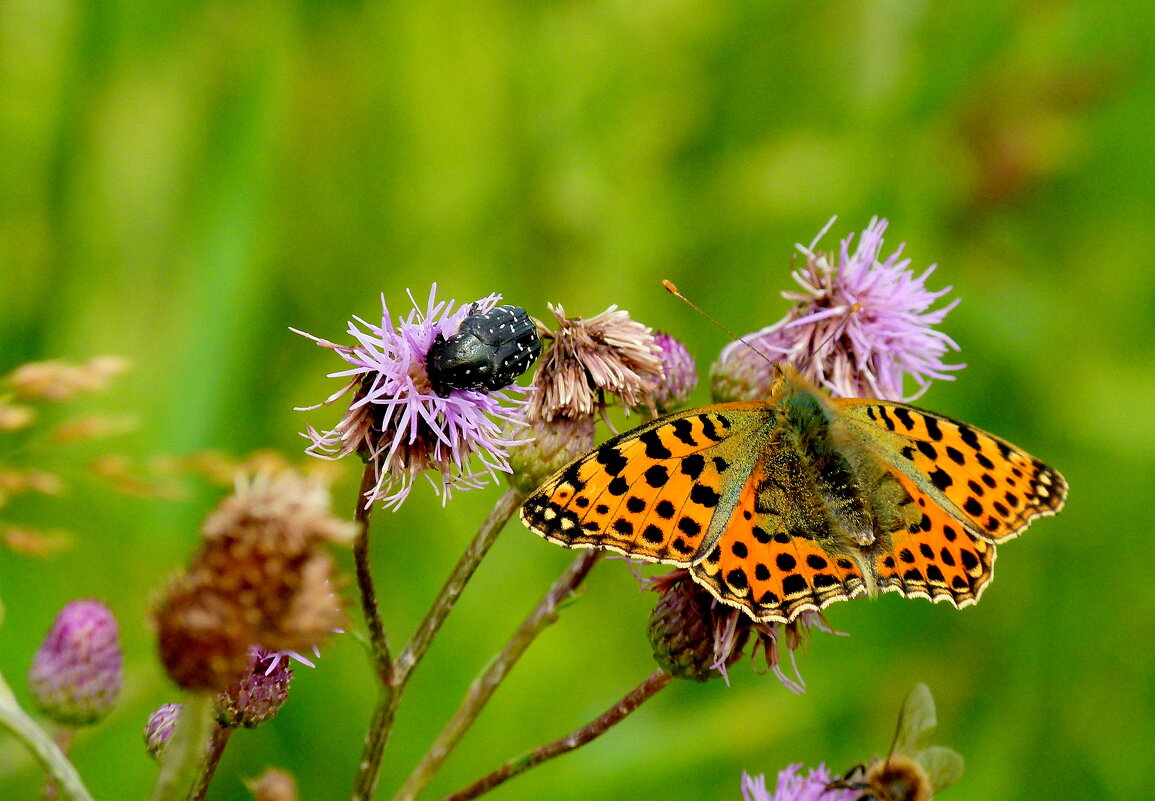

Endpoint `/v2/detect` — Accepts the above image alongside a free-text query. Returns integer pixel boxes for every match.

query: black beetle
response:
[426,304,541,396]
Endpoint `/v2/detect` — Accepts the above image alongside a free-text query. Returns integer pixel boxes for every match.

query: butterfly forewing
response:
[521,405,771,565]
[835,399,1067,544]
[522,367,1066,624]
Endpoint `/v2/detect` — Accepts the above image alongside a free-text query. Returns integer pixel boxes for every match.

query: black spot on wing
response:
[637,429,672,460]
[671,417,697,448]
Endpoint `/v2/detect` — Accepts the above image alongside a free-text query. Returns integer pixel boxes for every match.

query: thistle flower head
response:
[155,471,347,691]
[741,765,856,801]
[216,648,293,728]
[296,285,531,510]
[28,599,123,726]
[712,217,962,403]
[645,570,825,691]
[528,304,663,422]
[647,332,698,414]
[143,702,182,760]
[506,414,597,494]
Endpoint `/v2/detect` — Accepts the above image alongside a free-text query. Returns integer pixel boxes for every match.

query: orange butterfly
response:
[521,366,1066,623]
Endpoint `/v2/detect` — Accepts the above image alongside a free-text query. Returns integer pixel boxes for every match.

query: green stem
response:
[351,689,397,801]
[392,488,524,690]
[391,550,601,801]
[437,669,673,801]
[0,673,93,801]
[149,692,215,801]
[352,488,524,800]
[353,464,393,686]
[186,725,231,801]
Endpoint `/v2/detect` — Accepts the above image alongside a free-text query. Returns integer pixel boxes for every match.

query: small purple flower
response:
[296,285,531,510]
[143,702,182,760]
[216,648,293,728]
[713,217,963,403]
[648,332,698,414]
[28,600,123,726]
[741,764,856,801]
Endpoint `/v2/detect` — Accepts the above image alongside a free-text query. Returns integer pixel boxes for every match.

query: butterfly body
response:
[521,367,1066,623]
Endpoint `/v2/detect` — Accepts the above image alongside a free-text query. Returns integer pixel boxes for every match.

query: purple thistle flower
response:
[741,765,856,801]
[28,600,123,726]
[143,702,182,760]
[645,570,831,690]
[648,332,698,414]
[295,285,531,510]
[216,648,293,728]
[713,217,963,403]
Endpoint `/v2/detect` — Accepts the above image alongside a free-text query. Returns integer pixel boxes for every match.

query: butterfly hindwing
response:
[835,399,1067,544]
[874,470,997,608]
[690,446,868,623]
[520,404,771,564]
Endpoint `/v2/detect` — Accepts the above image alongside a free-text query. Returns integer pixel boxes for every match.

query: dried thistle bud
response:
[246,768,298,801]
[143,703,182,760]
[2,525,72,557]
[0,402,34,430]
[155,472,348,691]
[216,649,292,728]
[28,600,123,726]
[155,579,254,692]
[507,414,596,494]
[202,473,356,549]
[528,304,663,422]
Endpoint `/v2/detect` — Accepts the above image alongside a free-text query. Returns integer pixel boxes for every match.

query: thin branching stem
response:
[437,669,673,801]
[352,486,524,800]
[187,725,232,801]
[391,550,602,801]
[353,464,393,686]
[392,488,525,690]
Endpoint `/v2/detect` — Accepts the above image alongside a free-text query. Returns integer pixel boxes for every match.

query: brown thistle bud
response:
[528,304,663,422]
[154,472,350,691]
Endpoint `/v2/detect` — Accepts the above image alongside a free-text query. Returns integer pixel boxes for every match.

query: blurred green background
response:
[0,0,1149,799]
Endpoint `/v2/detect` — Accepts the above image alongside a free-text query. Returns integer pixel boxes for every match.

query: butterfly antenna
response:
[880,694,907,770]
[662,280,781,375]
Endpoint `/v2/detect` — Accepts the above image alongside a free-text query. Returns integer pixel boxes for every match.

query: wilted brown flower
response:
[528,304,663,423]
[155,472,351,691]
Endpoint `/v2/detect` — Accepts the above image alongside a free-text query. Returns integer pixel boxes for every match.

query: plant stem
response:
[352,488,524,800]
[391,550,602,801]
[392,488,524,689]
[41,725,75,801]
[0,673,93,801]
[437,669,673,801]
[351,689,397,801]
[187,725,232,801]
[149,692,215,801]
[353,464,393,686]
